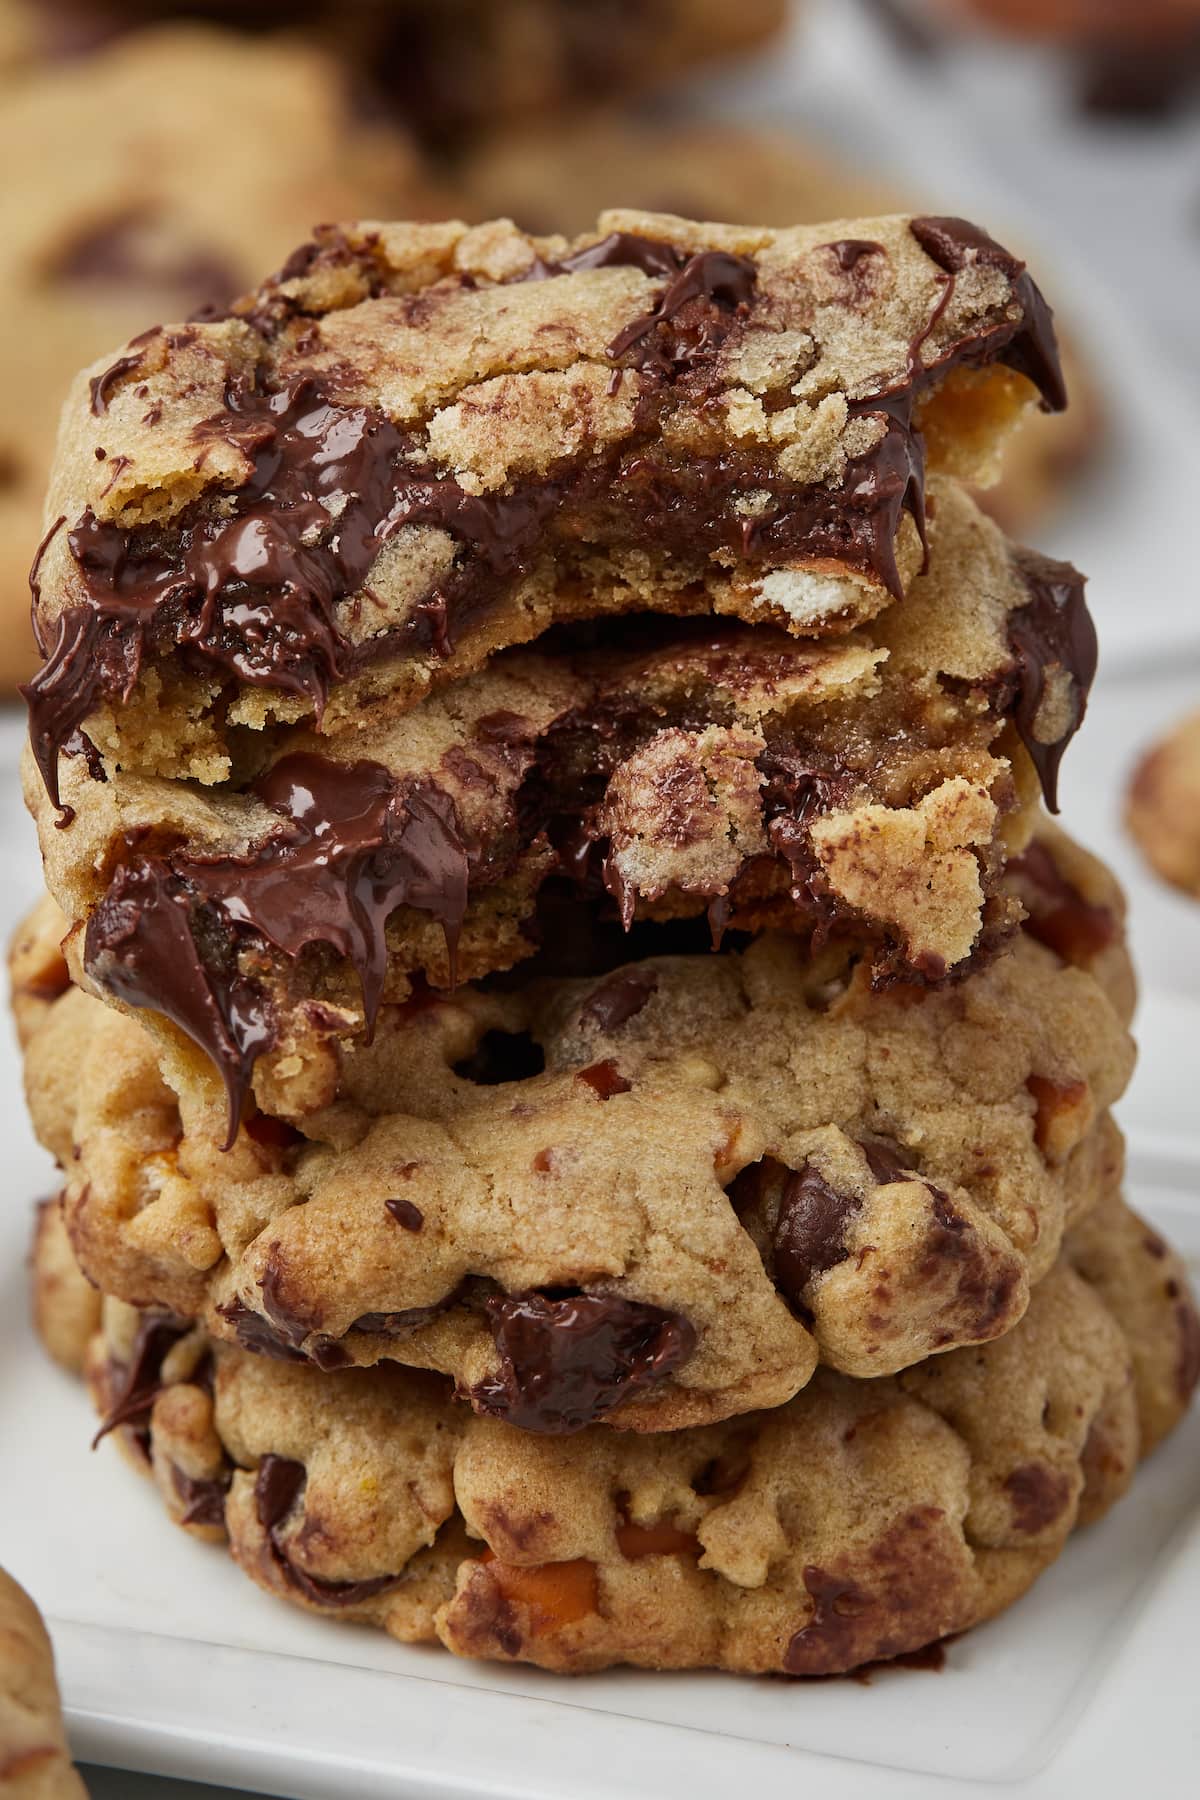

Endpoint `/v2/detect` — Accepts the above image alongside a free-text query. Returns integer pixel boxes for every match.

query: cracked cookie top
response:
[25,208,1065,804]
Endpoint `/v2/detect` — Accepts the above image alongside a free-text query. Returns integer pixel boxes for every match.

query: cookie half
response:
[24,207,1066,802]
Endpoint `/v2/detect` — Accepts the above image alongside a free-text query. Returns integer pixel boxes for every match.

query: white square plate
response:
[0,690,1198,1800]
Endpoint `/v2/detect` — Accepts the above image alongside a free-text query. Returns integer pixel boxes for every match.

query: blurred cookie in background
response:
[1127,710,1200,900]
[0,1566,87,1798]
[459,113,1106,540]
[0,22,439,689]
[0,1,788,140]
[868,0,1200,117]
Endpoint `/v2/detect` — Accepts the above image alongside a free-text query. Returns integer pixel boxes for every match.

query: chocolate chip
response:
[773,1166,861,1306]
[385,1198,424,1232]
[470,1291,696,1433]
[1002,1462,1073,1534]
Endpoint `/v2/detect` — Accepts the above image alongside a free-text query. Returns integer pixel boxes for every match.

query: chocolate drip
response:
[171,1462,231,1530]
[784,1567,873,1673]
[202,754,469,1016]
[470,1291,696,1433]
[254,1453,403,1608]
[1006,547,1096,813]
[83,757,469,1140]
[83,854,275,1146]
[92,1310,192,1448]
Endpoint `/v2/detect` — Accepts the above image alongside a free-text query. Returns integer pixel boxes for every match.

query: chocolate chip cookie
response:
[68,1190,1197,1675]
[26,477,1097,1131]
[17,840,1134,1431]
[23,207,1066,803]
[0,1566,87,1798]
[0,22,435,688]
[1126,708,1200,900]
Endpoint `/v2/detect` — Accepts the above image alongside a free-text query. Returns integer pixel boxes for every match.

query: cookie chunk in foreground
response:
[68,1194,1197,1674]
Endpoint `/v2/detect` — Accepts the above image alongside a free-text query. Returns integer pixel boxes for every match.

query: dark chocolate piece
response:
[1010,840,1116,963]
[254,1452,404,1607]
[1007,547,1096,813]
[469,1291,696,1433]
[578,968,658,1032]
[385,1197,424,1232]
[92,1310,192,1447]
[26,219,1064,806]
[772,1165,860,1306]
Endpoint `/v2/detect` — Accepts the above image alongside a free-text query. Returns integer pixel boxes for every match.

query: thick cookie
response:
[1126,709,1200,900]
[24,207,1066,804]
[26,479,1098,1129]
[0,1568,87,1799]
[18,864,1134,1431]
[0,23,435,688]
[73,1197,1197,1675]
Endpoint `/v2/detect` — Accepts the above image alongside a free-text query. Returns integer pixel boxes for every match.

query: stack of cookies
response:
[14,209,1198,1676]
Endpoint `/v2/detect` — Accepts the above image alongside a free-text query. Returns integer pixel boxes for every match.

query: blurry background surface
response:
[0,2,1197,1795]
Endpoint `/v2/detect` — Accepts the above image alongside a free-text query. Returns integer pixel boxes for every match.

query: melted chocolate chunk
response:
[171,1462,231,1530]
[1010,840,1116,963]
[83,756,469,1139]
[772,1166,860,1307]
[1007,547,1097,813]
[827,239,885,273]
[92,1310,192,1447]
[27,222,1063,804]
[578,968,658,1032]
[83,854,275,1147]
[216,1298,310,1363]
[254,1452,404,1607]
[910,217,1066,412]
[784,1567,873,1673]
[470,1291,696,1433]
[522,230,685,283]
[606,249,757,374]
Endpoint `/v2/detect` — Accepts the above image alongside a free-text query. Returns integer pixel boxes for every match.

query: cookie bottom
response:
[39,1188,1197,1677]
